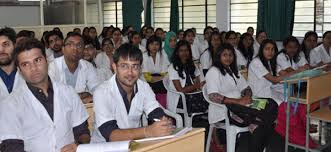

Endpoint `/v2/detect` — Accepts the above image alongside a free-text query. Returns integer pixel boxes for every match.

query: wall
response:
[216,0,230,31]
[0,6,40,27]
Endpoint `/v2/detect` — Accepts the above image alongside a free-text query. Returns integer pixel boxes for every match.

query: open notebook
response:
[247,98,268,110]
[77,141,138,152]
[135,127,192,142]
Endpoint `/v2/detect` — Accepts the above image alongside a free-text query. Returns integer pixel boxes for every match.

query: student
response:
[92,43,173,142]
[111,28,123,50]
[277,36,310,72]
[199,26,214,54]
[129,31,146,52]
[300,31,318,64]
[200,31,222,76]
[73,27,81,35]
[95,38,115,70]
[141,26,154,48]
[163,31,177,61]
[167,40,208,115]
[155,28,165,41]
[226,31,246,69]
[177,30,185,41]
[310,31,331,67]
[236,33,254,69]
[98,27,109,45]
[83,39,113,82]
[142,36,169,94]
[88,27,100,50]
[184,29,200,61]
[235,32,241,48]
[0,38,90,152]
[206,43,277,152]
[48,32,101,104]
[82,27,90,42]
[0,27,24,99]
[122,25,134,44]
[45,30,64,62]
[253,31,267,57]
[248,39,294,104]
[247,26,254,36]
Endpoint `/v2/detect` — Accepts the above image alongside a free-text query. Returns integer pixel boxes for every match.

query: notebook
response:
[134,127,193,142]
[77,140,139,152]
[248,98,268,110]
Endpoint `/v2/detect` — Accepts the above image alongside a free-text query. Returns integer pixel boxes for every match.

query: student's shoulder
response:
[250,57,262,65]
[94,77,114,93]
[206,66,220,77]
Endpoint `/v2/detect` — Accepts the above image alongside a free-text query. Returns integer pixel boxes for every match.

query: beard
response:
[0,54,13,66]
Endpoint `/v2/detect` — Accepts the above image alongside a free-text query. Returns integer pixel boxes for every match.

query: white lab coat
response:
[0,79,88,152]
[248,58,283,104]
[139,44,147,53]
[191,43,201,61]
[166,64,201,113]
[48,56,101,93]
[277,52,308,70]
[235,48,248,69]
[0,69,24,100]
[200,50,212,70]
[91,75,161,142]
[46,48,55,63]
[142,51,170,74]
[96,67,113,82]
[205,67,248,124]
[95,52,111,69]
[199,40,209,55]
[141,38,147,48]
[310,44,331,66]
[253,41,260,58]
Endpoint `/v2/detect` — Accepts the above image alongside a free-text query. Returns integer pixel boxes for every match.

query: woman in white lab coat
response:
[111,28,123,50]
[253,31,267,57]
[310,31,331,68]
[236,33,254,69]
[184,29,200,61]
[248,39,296,104]
[167,40,208,115]
[200,31,222,76]
[129,31,146,53]
[95,38,114,70]
[205,43,277,152]
[277,36,310,72]
[142,35,169,94]
[300,31,318,64]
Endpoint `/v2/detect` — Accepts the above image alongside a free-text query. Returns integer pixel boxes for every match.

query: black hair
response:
[237,33,254,63]
[64,32,83,44]
[113,43,143,65]
[145,26,154,34]
[0,27,16,43]
[14,38,46,66]
[247,26,254,31]
[177,29,184,35]
[203,26,213,35]
[256,30,267,39]
[213,27,219,32]
[171,40,196,79]
[301,31,318,63]
[129,31,140,44]
[112,27,122,35]
[102,38,114,47]
[41,31,49,46]
[45,30,63,45]
[184,29,195,38]
[82,27,90,36]
[99,27,109,38]
[207,31,222,57]
[213,43,239,78]
[225,31,236,39]
[258,39,278,76]
[281,36,300,63]
[146,35,162,56]
[323,31,331,39]
[17,30,33,39]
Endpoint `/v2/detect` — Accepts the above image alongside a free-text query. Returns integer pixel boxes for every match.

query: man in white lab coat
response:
[0,27,24,99]
[48,32,101,104]
[92,43,173,142]
[45,30,64,62]
[0,38,90,152]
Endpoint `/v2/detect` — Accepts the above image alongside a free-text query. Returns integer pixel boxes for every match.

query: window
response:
[103,1,123,28]
[230,0,258,34]
[293,0,315,37]
[87,0,100,24]
[153,0,216,33]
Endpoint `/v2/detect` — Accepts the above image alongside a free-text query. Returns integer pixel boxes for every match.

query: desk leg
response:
[305,104,310,152]
[285,101,290,152]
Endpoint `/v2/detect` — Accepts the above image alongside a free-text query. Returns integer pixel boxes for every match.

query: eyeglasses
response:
[65,42,84,49]
[117,63,141,71]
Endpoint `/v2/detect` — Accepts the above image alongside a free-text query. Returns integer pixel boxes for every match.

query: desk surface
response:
[131,128,205,152]
[310,107,331,122]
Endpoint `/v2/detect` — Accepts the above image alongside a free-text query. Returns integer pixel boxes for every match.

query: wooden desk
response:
[282,72,331,152]
[131,128,205,152]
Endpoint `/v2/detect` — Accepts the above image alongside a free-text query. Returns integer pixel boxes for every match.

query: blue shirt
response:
[0,68,17,93]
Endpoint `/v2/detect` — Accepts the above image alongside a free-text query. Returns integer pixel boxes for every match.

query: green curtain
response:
[256,0,295,41]
[144,0,152,26]
[170,0,179,33]
[122,0,144,31]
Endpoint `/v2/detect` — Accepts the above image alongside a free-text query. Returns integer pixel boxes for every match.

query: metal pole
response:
[98,0,103,30]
